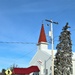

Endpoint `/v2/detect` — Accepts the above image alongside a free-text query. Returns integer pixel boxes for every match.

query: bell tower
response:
[37,24,48,50]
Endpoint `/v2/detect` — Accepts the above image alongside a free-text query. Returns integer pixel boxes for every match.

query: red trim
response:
[12,66,40,74]
[38,24,47,43]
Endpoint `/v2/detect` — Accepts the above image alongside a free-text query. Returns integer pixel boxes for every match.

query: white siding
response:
[30,50,52,75]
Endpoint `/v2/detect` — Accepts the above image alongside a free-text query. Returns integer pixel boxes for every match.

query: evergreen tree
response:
[54,23,73,75]
[2,69,6,75]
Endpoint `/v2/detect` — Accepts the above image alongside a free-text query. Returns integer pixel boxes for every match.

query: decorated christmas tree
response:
[54,23,73,75]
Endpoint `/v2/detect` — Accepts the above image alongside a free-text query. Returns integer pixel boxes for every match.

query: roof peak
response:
[38,24,47,43]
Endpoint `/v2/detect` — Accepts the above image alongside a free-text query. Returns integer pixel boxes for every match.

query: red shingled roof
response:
[38,24,47,43]
[12,66,40,74]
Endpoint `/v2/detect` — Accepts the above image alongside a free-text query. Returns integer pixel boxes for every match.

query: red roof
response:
[12,66,40,74]
[38,24,47,43]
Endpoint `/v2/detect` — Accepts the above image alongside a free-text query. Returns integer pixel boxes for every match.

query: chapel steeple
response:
[37,24,48,50]
[38,24,47,43]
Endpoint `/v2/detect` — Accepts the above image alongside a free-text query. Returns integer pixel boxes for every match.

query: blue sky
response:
[0,0,75,72]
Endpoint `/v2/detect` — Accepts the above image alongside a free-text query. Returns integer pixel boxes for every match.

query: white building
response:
[30,24,75,75]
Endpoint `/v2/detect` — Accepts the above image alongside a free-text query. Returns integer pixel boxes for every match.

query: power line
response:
[15,49,36,61]
[0,41,36,44]
[9,49,37,68]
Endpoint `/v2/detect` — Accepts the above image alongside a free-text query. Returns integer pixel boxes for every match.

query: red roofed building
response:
[12,66,40,75]
[11,24,52,75]
[12,24,52,75]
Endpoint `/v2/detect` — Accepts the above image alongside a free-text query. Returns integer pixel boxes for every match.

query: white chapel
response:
[30,24,75,75]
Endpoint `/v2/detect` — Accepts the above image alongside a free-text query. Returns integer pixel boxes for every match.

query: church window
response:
[46,69,48,74]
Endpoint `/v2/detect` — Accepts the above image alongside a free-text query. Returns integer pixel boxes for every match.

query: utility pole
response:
[45,19,58,75]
